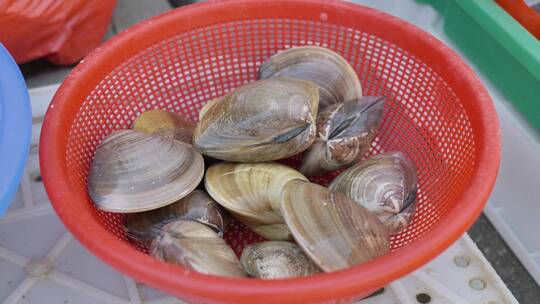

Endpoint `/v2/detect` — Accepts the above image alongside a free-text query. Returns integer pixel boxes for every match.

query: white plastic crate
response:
[0,84,517,304]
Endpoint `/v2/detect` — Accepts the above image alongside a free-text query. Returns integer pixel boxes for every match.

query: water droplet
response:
[26,258,53,277]
[319,12,328,22]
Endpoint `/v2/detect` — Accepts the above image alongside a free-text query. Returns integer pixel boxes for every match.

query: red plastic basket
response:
[39,1,500,303]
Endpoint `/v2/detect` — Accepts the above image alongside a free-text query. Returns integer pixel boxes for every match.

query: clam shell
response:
[329,151,418,234]
[259,46,362,109]
[240,241,320,279]
[193,78,319,162]
[252,224,293,241]
[150,220,246,277]
[198,98,220,121]
[123,190,227,242]
[281,180,390,272]
[88,130,204,213]
[301,97,384,176]
[232,214,294,241]
[205,162,307,240]
[132,109,195,143]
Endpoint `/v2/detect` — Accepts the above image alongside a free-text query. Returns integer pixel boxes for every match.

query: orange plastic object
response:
[39,1,500,303]
[0,0,116,65]
[496,0,540,40]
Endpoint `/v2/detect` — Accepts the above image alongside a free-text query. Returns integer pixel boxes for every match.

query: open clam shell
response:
[150,220,246,277]
[132,109,195,143]
[193,78,319,162]
[301,96,385,176]
[205,162,307,240]
[258,46,362,109]
[87,130,204,213]
[123,190,227,242]
[329,151,418,234]
[281,180,390,272]
[240,241,320,279]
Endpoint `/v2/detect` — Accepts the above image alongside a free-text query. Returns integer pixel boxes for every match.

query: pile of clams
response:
[87,46,418,279]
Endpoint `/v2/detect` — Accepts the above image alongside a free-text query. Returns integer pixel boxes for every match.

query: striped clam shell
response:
[88,130,204,213]
[259,46,362,109]
[329,151,418,234]
[193,78,319,162]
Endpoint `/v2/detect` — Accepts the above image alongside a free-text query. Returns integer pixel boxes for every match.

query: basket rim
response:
[39,0,500,302]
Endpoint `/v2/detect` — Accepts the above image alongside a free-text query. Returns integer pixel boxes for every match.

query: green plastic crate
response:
[421,0,540,133]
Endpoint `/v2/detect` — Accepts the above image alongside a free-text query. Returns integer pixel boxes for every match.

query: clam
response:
[123,190,227,243]
[258,46,362,109]
[150,220,246,277]
[300,97,385,176]
[281,180,390,272]
[193,78,319,162]
[132,109,195,143]
[240,241,320,279]
[252,224,293,242]
[233,214,293,241]
[87,130,204,213]
[329,151,418,234]
[198,98,220,121]
[204,162,307,240]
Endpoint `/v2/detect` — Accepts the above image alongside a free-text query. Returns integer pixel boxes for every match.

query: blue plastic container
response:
[0,44,32,215]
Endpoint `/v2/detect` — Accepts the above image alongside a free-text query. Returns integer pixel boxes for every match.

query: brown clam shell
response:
[301,96,384,176]
[123,190,227,243]
[329,151,418,234]
[258,46,362,109]
[87,130,204,213]
[204,162,307,240]
[150,220,246,278]
[132,109,195,143]
[240,241,320,279]
[281,180,390,272]
[193,78,319,162]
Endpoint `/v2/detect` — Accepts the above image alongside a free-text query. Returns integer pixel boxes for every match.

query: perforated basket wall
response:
[41,1,498,302]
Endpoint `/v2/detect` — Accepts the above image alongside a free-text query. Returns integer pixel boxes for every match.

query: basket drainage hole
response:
[416,293,432,303]
[453,255,470,267]
[469,278,486,290]
[31,172,42,182]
